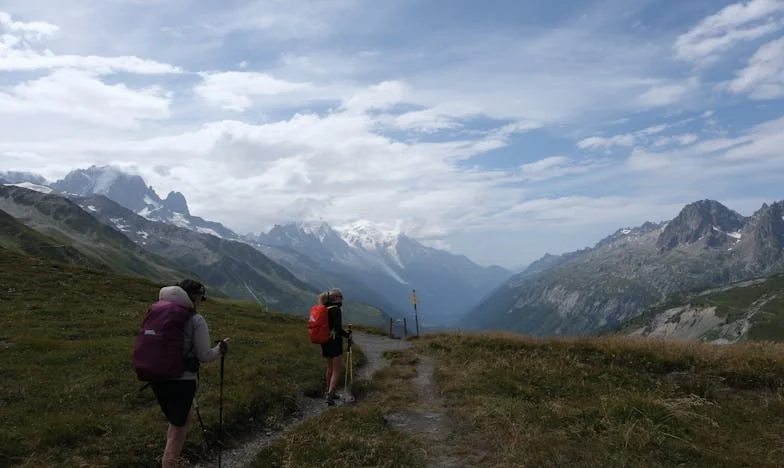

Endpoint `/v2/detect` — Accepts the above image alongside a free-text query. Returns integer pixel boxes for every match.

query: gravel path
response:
[193,332,411,468]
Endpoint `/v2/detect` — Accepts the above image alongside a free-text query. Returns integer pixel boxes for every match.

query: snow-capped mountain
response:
[5,165,510,326]
[256,220,512,327]
[51,165,240,240]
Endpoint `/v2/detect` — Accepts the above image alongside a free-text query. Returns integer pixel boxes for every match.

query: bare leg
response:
[325,359,334,394]
[162,412,191,468]
[328,356,342,393]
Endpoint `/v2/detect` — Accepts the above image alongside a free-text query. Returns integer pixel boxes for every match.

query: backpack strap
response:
[182,309,199,374]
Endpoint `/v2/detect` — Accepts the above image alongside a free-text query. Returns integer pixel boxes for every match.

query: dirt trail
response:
[384,355,464,468]
[194,332,412,468]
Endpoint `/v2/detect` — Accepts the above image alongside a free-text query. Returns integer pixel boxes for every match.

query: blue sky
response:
[0,0,782,269]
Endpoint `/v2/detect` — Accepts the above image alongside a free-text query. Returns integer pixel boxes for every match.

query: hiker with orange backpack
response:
[308,288,351,405]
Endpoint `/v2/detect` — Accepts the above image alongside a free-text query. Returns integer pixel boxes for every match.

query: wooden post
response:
[402,318,407,340]
[389,317,393,338]
[409,289,420,338]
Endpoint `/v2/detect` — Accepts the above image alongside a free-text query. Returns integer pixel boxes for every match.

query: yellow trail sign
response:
[409,290,418,305]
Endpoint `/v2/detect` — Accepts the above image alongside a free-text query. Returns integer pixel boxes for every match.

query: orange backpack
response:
[308,304,331,344]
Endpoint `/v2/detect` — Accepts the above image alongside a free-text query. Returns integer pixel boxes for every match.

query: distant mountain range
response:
[252,221,510,327]
[12,166,778,339]
[1,166,511,328]
[463,199,784,336]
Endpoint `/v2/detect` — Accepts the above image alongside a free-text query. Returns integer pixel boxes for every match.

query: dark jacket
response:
[327,304,350,340]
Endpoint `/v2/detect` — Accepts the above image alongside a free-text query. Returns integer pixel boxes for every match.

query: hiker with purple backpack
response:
[133,279,229,468]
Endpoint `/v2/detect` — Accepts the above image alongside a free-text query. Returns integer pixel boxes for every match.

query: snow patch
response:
[143,195,162,209]
[137,231,149,239]
[109,217,130,231]
[336,219,403,250]
[385,238,405,269]
[196,227,222,238]
[713,225,742,241]
[169,212,191,228]
[86,205,97,212]
[621,228,632,234]
[137,207,152,219]
[5,182,53,194]
[297,220,332,242]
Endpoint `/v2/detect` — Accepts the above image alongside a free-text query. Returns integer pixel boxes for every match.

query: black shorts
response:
[150,380,197,427]
[321,338,343,358]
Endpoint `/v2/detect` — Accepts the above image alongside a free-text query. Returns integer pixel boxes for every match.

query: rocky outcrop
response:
[163,191,190,215]
[656,200,745,251]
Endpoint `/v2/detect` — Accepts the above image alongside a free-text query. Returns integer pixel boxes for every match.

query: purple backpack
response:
[133,300,195,381]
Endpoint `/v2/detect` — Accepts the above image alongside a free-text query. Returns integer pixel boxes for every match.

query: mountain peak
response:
[52,165,157,213]
[163,191,190,215]
[656,199,746,250]
[336,220,403,250]
[296,219,333,237]
[742,200,784,269]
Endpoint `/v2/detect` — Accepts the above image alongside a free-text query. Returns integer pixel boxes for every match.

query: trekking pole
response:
[193,396,208,439]
[344,325,353,395]
[218,342,226,468]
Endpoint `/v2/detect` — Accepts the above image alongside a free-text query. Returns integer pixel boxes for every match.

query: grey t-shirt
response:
[180,313,222,380]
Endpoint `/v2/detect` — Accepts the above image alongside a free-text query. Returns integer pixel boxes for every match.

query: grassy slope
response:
[248,330,784,467]
[0,209,105,269]
[0,186,192,283]
[0,248,332,467]
[617,273,784,341]
[7,243,784,467]
[418,333,784,467]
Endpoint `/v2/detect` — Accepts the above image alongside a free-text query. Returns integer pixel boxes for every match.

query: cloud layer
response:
[0,0,782,269]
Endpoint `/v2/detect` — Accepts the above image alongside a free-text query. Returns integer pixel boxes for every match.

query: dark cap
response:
[177,279,206,301]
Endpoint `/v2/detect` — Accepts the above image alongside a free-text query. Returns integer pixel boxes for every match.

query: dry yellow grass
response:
[416,332,784,467]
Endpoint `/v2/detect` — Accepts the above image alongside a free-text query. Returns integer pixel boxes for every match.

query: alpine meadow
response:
[2,0,784,467]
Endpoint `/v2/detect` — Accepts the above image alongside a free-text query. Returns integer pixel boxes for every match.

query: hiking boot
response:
[325,391,338,405]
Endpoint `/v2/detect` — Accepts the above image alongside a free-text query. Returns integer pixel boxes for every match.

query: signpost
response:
[409,289,420,337]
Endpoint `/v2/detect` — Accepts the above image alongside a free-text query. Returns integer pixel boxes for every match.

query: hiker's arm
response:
[192,315,222,362]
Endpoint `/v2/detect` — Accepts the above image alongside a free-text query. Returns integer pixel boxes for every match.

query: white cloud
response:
[577,134,636,150]
[674,0,784,64]
[520,156,569,174]
[341,80,410,113]
[723,116,784,160]
[577,123,674,150]
[0,69,171,128]
[0,2,782,269]
[625,116,784,172]
[654,133,700,147]
[198,0,363,40]
[637,78,699,107]
[726,36,784,99]
[518,156,608,182]
[194,71,316,111]
[0,10,58,40]
[0,10,181,74]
